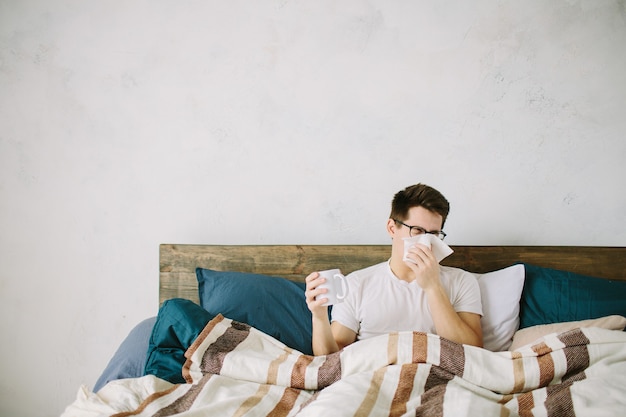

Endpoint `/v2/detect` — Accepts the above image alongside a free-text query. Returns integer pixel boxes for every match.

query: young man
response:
[305,183,483,355]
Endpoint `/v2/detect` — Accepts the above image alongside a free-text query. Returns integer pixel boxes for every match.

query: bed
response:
[62,244,626,417]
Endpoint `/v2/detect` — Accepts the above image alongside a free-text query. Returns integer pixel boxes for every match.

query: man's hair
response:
[389,183,450,228]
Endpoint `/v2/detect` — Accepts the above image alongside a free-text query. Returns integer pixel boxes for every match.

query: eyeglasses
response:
[393,219,447,240]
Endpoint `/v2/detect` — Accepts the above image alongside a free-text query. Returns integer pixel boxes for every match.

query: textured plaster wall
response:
[1,1,625,415]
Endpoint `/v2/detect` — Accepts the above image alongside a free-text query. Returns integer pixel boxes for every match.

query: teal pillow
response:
[196,268,313,355]
[145,299,213,383]
[519,263,626,329]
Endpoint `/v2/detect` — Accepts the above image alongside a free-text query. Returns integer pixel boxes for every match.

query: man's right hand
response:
[304,272,330,318]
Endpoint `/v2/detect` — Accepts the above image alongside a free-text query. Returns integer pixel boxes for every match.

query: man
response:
[305,183,483,355]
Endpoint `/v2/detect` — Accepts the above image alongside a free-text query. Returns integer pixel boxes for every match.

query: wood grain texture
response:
[159,244,626,305]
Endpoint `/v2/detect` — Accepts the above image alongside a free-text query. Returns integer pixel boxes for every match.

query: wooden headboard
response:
[159,244,626,305]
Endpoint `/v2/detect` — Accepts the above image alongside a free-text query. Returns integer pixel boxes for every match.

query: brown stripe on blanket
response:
[543,375,583,417]
[415,383,446,417]
[532,342,555,387]
[182,314,225,382]
[110,383,184,417]
[421,337,460,395]
[266,387,302,417]
[388,332,399,364]
[290,354,314,389]
[389,363,418,417]
[200,320,251,375]
[563,345,590,381]
[412,332,428,363]
[498,394,514,417]
[516,391,535,416]
[354,367,388,416]
[540,330,590,417]
[232,384,271,417]
[557,328,591,346]
[185,314,224,360]
[152,374,213,417]
[559,329,590,378]
[423,365,455,392]
[498,393,514,405]
[296,390,321,412]
[438,337,465,377]
[511,351,526,393]
[267,350,291,385]
[317,351,342,388]
[532,341,553,356]
[558,327,590,348]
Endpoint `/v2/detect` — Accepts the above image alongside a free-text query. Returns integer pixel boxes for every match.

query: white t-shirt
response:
[331,261,483,341]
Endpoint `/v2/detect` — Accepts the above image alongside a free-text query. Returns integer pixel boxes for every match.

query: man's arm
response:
[311,317,357,355]
[406,244,483,347]
[425,286,483,347]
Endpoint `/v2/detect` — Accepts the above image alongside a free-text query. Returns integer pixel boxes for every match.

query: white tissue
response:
[402,234,454,263]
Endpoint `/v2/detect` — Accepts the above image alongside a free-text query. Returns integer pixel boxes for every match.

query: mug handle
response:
[334,273,348,299]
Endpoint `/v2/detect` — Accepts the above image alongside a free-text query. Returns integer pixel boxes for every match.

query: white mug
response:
[315,269,349,306]
[402,235,432,264]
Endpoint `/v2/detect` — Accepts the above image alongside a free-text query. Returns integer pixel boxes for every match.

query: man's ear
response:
[386,218,396,237]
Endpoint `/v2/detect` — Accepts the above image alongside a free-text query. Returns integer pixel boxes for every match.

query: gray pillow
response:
[93,316,156,392]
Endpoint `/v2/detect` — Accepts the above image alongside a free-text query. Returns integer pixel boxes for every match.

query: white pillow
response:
[472,264,525,351]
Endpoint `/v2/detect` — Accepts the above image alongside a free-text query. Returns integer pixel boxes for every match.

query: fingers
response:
[305,272,329,309]
[305,271,320,285]
[405,245,440,291]
[404,244,435,267]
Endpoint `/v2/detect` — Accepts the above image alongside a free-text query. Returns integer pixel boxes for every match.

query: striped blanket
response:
[64,314,626,416]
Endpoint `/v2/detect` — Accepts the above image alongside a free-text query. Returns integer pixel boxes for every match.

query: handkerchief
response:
[402,234,454,263]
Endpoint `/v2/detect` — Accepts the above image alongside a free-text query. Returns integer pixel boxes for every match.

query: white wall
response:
[1,1,625,416]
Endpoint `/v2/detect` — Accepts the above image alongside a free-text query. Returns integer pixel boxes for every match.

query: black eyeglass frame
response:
[393,219,447,240]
